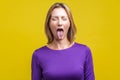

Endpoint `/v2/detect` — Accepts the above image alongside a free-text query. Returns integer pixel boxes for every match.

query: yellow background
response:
[0,0,120,80]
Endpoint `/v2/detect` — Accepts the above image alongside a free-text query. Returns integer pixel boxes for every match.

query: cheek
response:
[64,21,70,29]
[49,21,53,27]
[49,20,57,28]
[49,21,56,34]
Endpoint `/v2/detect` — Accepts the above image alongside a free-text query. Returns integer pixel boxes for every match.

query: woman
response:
[32,2,95,80]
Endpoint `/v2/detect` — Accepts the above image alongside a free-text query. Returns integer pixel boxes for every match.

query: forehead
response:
[51,8,68,17]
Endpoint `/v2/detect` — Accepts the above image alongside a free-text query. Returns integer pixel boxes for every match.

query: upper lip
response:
[57,28,64,31]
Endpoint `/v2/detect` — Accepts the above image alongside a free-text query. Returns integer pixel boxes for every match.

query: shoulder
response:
[75,42,92,55]
[75,42,92,57]
[32,46,47,56]
[75,42,91,50]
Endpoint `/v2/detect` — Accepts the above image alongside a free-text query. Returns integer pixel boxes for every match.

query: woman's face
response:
[49,8,70,40]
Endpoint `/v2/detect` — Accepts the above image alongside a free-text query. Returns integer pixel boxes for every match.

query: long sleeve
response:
[31,51,43,80]
[84,47,95,80]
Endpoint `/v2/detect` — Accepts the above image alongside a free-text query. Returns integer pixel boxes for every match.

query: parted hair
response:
[45,2,77,44]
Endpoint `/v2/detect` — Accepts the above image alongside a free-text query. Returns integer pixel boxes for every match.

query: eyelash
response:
[51,18,57,21]
[51,18,67,21]
[62,18,67,21]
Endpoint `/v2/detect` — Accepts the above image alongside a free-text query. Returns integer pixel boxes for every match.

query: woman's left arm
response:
[84,47,95,80]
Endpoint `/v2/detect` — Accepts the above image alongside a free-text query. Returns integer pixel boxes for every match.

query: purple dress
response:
[32,42,95,80]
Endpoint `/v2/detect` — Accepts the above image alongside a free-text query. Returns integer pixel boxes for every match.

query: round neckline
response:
[45,42,76,51]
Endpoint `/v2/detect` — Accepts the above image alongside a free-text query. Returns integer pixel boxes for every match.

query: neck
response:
[47,38,74,50]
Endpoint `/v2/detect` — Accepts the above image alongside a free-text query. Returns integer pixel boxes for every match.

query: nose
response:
[58,19,62,26]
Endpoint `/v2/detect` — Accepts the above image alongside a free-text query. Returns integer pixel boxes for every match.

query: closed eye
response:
[51,18,57,21]
[51,16,68,21]
[62,18,67,21]
[62,16,68,21]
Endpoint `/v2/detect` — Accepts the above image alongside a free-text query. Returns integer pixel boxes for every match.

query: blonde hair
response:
[45,2,76,44]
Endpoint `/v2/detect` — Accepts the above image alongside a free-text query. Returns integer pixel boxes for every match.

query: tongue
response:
[57,31,64,39]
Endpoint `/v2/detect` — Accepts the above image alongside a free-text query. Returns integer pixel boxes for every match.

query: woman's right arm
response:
[31,51,43,80]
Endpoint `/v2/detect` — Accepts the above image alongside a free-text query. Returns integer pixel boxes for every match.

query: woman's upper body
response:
[32,42,95,80]
[32,2,95,80]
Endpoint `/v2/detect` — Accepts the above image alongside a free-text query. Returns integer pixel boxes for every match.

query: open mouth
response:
[57,28,64,32]
[56,28,64,39]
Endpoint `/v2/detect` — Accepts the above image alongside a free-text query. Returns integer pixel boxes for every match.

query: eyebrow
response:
[51,16,68,17]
